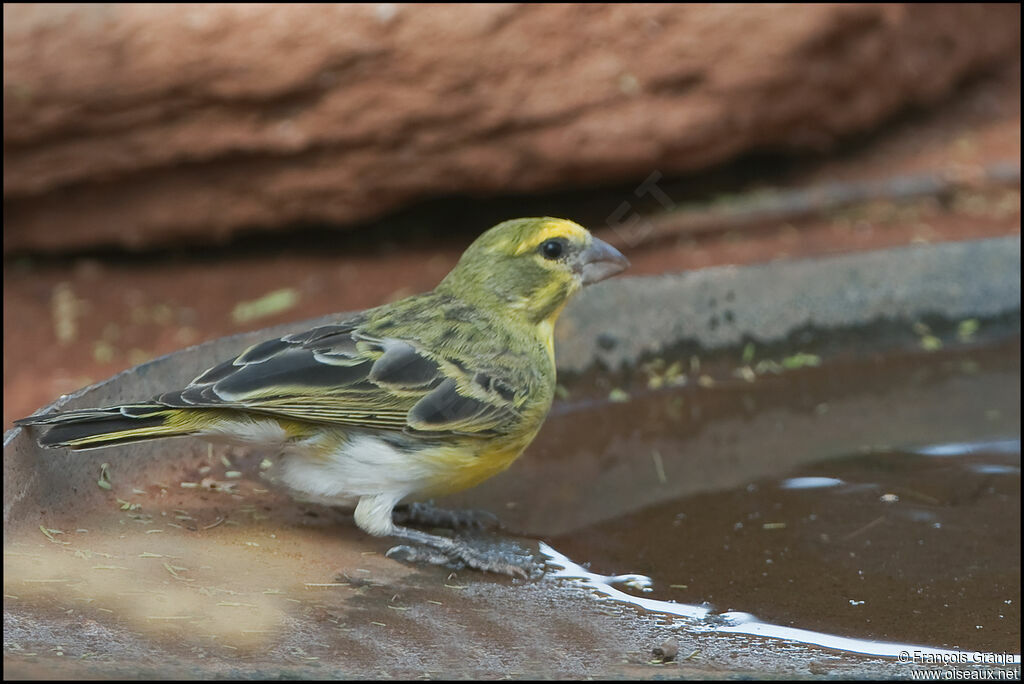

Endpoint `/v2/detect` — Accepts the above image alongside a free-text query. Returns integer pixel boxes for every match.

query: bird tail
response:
[15,404,197,450]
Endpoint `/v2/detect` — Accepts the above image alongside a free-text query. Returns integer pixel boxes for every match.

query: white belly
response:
[275,433,438,507]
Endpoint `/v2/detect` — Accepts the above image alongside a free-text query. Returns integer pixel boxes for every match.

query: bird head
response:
[437,217,630,324]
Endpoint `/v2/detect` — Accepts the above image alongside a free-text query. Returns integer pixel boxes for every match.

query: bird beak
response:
[578,237,630,285]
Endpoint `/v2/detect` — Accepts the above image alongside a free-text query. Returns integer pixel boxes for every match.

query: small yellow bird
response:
[17,217,629,577]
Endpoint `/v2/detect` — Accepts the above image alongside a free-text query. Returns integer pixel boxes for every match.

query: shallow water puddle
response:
[540,437,1020,655]
[540,540,1019,663]
[459,336,1021,659]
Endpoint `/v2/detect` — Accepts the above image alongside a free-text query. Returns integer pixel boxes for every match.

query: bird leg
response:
[392,500,500,531]
[354,493,541,579]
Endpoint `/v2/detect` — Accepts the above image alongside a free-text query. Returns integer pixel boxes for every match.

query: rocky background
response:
[3,3,1020,251]
[3,3,1021,426]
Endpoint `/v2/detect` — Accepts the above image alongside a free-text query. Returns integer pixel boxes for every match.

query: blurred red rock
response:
[3,3,1020,252]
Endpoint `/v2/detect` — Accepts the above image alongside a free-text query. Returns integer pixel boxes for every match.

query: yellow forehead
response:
[513,218,590,255]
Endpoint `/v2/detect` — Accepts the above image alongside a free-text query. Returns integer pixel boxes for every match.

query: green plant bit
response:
[39,526,70,545]
[608,388,630,402]
[781,352,821,369]
[97,463,112,490]
[232,288,299,324]
[664,360,684,383]
[755,359,783,374]
[957,318,980,340]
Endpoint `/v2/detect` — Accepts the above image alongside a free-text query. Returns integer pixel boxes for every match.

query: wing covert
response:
[154,318,525,437]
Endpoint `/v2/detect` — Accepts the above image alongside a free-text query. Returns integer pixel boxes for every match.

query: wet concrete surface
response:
[5,330,1020,678]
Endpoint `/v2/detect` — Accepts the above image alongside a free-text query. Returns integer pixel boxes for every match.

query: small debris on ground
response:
[652,638,678,663]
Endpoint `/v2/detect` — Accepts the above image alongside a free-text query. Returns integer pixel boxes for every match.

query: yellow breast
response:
[417,429,540,497]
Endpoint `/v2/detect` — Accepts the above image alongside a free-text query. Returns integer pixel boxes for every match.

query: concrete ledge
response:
[558,235,1021,372]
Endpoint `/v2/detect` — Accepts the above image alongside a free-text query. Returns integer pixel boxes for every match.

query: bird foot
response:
[386,539,543,580]
[392,501,500,531]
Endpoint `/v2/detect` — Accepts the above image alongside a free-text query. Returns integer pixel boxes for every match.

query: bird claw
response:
[385,544,451,566]
[453,542,543,579]
[386,540,543,580]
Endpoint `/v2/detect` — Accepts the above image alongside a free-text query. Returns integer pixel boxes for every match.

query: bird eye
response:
[540,239,565,260]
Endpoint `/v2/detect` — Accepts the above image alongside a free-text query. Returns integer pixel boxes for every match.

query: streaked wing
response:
[155,320,523,437]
